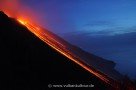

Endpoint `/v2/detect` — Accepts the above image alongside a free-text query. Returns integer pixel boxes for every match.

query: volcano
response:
[0,11,135,89]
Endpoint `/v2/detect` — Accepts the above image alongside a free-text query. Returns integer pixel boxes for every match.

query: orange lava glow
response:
[16,18,121,89]
[18,19,27,25]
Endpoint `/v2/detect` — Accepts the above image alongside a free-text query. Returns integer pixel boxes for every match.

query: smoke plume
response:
[0,0,39,24]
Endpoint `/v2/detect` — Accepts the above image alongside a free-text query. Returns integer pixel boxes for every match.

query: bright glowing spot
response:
[17,19,28,25]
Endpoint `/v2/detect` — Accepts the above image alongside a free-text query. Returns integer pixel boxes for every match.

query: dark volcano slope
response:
[0,11,109,89]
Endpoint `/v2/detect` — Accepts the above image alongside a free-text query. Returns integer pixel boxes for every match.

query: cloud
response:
[79,21,136,36]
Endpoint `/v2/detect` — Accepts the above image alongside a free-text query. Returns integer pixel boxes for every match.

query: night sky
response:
[21,0,136,34]
[7,0,136,79]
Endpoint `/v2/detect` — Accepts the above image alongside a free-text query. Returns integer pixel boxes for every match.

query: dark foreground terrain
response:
[1,11,136,90]
[0,11,111,89]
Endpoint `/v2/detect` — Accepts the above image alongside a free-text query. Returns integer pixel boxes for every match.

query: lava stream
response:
[17,19,120,89]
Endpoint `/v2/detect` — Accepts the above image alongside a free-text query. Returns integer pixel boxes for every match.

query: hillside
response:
[0,11,112,89]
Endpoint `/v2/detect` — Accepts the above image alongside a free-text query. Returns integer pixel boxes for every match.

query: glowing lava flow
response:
[17,19,120,88]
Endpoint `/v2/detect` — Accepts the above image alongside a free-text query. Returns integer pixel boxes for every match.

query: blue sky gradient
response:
[21,0,136,79]
[21,0,136,35]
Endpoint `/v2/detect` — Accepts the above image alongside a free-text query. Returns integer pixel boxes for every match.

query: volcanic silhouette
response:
[0,11,135,90]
